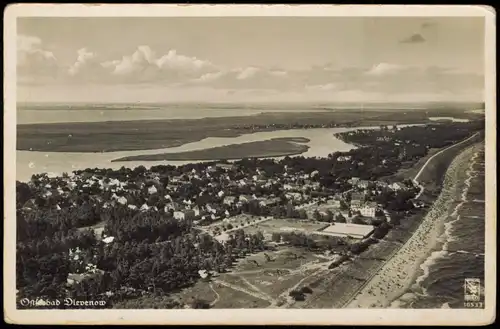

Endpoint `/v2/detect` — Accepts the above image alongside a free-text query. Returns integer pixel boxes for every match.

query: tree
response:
[335,213,346,223]
[325,210,334,222]
[271,233,281,243]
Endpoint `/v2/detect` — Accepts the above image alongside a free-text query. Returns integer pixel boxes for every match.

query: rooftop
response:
[317,223,374,238]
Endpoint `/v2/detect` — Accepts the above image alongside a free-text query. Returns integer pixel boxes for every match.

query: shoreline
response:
[111,138,311,162]
[391,144,484,308]
[344,143,480,308]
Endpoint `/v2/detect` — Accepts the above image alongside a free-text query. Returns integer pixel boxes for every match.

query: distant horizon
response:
[17,100,485,107]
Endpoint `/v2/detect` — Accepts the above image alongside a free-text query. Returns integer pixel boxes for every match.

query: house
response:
[286,192,302,201]
[258,197,281,207]
[67,273,87,285]
[117,196,128,205]
[102,236,115,244]
[376,181,389,188]
[223,196,236,205]
[349,177,360,185]
[337,155,352,162]
[206,166,218,173]
[390,182,406,191]
[173,211,185,220]
[358,202,377,218]
[66,269,104,286]
[357,180,371,189]
[239,195,251,203]
[148,185,158,195]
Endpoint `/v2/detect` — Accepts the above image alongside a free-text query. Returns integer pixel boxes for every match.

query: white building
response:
[390,182,406,191]
[173,211,185,220]
[357,180,370,189]
[223,196,236,205]
[117,196,128,205]
[148,185,158,195]
[316,223,374,239]
[358,204,377,218]
[337,155,352,162]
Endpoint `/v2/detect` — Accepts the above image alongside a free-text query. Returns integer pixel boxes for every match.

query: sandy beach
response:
[345,143,482,308]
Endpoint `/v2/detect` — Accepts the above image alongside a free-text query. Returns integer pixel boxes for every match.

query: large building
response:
[356,202,378,218]
[315,223,374,239]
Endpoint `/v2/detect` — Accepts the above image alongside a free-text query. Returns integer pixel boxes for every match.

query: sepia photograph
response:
[4,4,496,325]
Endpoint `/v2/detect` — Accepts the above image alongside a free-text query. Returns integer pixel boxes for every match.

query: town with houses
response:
[25,157,421,251]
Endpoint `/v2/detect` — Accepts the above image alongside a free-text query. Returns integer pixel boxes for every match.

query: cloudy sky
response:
[17,17,485,103]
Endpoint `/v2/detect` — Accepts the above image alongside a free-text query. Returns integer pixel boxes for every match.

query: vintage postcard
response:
[4,4,496,325]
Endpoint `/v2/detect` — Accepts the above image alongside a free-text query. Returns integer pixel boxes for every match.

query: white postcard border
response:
[3,4,496,325]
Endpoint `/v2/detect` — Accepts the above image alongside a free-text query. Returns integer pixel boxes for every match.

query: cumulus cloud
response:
[97,46,218,84]
[17,34,58,78]
[400,33,426,44]
[16,37,483,103]
[101,46,215,77]
[68,48,97,76]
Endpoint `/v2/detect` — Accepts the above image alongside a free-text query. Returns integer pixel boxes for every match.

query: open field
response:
[168,246,335,308]
[17,108,483,152]
[112,138,309,162]
[242,218,329,236]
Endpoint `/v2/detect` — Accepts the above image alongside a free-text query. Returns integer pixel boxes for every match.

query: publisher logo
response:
[464,278,481,302]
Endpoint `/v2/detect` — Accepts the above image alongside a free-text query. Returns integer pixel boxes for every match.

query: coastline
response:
[344,143,481,308]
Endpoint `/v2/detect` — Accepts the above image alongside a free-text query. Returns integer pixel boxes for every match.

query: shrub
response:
[190,298,210,309]
[289,289,306,301]
[300,286,313,294]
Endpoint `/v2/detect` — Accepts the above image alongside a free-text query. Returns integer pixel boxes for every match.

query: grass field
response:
[169,246,335,308]
[112,138,309,162]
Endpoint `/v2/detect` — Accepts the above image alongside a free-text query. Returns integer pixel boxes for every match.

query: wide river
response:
[16,126,378,182]
[16,123,428,182]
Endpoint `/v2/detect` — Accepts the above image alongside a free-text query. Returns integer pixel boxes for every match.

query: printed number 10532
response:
[464,302,484,308]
